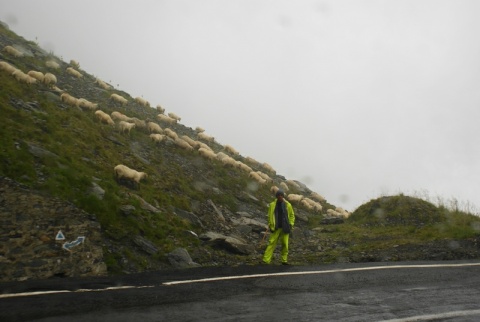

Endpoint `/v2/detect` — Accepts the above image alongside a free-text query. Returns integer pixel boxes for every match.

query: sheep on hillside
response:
[60,93,79,107]
[262,162,276,174]
[197,132,214,143]
[279,182,289,192]
[147,122,163,134]
[110,93,128,106]
[43,73,57,86]
[164,128,178,140]
[236,161,252,173]
[181,135,199,149]
[174,137,194,151]
[111,111,133,123]
[95,78,112,90]
[287,194,304,203]
[156,105,165,114]
[66,67,83,78]
[157,114,177,125]
[198,147,216,160]
[249,171,267,185]
[135,96,150,107]
[168,112,181,122]
[114,164,147,189]
[12,70,37,85]
[150,133,166,144]
[95,110,115,126]
[224,144,239,156]
[46,60,60,69]
[286,179,301,190]
[195,126,205,133]
[70,60,80,69]
[270,186,279,195]
[0,61,18,74]
[27,70,44,82]
[77,98,98,110]
[131,117,147,130]
[310,192,325,202]
[4,45,23,57]
[118,121,136,135]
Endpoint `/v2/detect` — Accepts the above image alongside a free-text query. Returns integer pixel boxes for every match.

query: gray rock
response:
[167,248,200,269]
[133,235,158,255]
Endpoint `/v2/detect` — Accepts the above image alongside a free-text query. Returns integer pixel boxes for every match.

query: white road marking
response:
[1,262,479,298]
[0,285,154,299]
[379,309,480,321]
[162,262,480,285]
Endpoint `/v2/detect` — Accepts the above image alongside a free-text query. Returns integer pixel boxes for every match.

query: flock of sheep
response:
[1,43,351,219]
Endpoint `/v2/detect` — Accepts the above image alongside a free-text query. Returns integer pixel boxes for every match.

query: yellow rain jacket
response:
[267,199,295,232]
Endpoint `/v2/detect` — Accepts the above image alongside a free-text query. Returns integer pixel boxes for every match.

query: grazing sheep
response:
[70,60,80,69]
[46,60,60,69]
[4,45,23,57]
[221,155,237,168]
[150,133,166,143]
[262,162,276,174]
[335,207,351,218]
[130,117,147,130]
[0,61,18,74]
[181,135,199,149]
[12,70,37,85]
[43,73,57,86]
[236,161,253,173]
[245,156,260,168]
[157,114,177,125]
[196,141,212,151]
[77,98,98,110]
[249,171,267,185]
[216,152,229,161]
[95,78,112,90]
[147,122,163,134]
[156,105,165,114]
[95,110,115,126]
[118,121,136,135]
[286,179,301,190]
[302,198,323,213]
[60,93,79,107]
[66,67,83,78]
[114,164,147,189]
[168,112,181,122]
[51,86,64,94]
[111,111,132,122]
[310,192,325,202]
[287,193,304,203]
[135,96,150,107]
[164,128,178,140]
[27,70,44,82]
[224,144,239,156]
[110,93,128,105]
[198,147,217,160]
[197,132,214,142]
[270,186,279,195]
[279,182,289,192]
[174,137,194,151]
[195,126,205,133]
[254,171,273,183]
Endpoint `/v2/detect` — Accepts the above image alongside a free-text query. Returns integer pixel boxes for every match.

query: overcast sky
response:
[2,0,480,213]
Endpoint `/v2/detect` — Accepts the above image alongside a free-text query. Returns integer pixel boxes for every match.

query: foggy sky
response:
[2,0,480,213]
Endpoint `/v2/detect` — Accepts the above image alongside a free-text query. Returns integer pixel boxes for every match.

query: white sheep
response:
[150,133,166,143]
[135,96,150,107]
[287,193,304,203]
[286,179,301,190]
[43,73,57,86]
[110,93,128,106]
[174,137,194,151]
[164,128,178,140]
[195,126,205,133]
[168,112,181,122]
[66,67,83,78]
[216,152,229,161]
[77,98,98,110]
[114,164,147,189]
[157,114,177,125]
[27,70,44,82]
[198,147,217,160]
[131,117,147,130]
[255,171,273,183]
[95,110,115,126]
[310,192,325,202]
[181,135,199,149]
[70,59,80,69]
[249,171,267,185]
[196,141,213,151]
[147,122,163,134]
[0,61,18,74]
[111,111,132,122]
[95,78,112,90]
[270,186,279,195]
[224,144,239,156]
[118,121,136,135]
[221,155,237,168]
[262,162,276,174]
[197,132,214,143]
[4,45,23,57]
[245,156,260,168]
[236,161,253,173]
[12,70,37,85]
[302,198,323,213]
[156,105,165,114]
[279,182,289,192]
[45,60,60,69]
[60,93,79,107]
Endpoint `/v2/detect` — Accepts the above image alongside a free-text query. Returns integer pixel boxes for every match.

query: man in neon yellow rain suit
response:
[262,189,295,265]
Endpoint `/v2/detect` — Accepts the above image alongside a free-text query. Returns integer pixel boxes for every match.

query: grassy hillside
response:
[2,22,480,276]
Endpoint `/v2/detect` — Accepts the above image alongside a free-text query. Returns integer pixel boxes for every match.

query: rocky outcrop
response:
[0,177,107,282]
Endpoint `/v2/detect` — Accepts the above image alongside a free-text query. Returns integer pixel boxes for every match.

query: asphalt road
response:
[2,260,480,321]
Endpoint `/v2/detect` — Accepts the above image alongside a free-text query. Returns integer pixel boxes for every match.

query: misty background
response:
[1,0,479,213]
